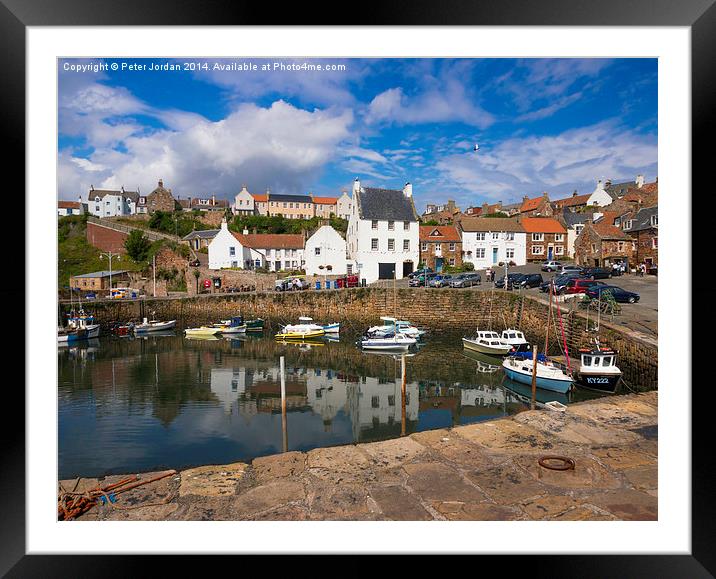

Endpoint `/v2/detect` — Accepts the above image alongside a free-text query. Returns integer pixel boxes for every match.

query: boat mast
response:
[544,282,553,355]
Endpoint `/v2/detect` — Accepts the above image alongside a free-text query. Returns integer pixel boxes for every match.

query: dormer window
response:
[650,215,658,227]
[623,220,633,230]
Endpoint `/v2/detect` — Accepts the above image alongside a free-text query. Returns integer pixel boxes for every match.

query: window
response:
[555,234,564,242]
[421,242,428,251]
[347,264,353,274]
[492,232,499,240]
[650,215,658,227]
[371,238,378,250]
[403,239,410,251]
[403,221,410,230]
[532,245,544,255]
[506,248,515,259]
[371,396,380,408]
[435,242,441,251]
[591,243,597,252]
[623,220,633,230]
[449,242,456,251]
[575,224,584,235]
[315,247,321,255]
[372,220,378,229]
[555,246,564,255]
[388,220,394,230]
[505,232,514,241]
[617,241,624,252]
[476,248,486,259]
[476,233,485,241]
[449,258,455,266]
[532,233,544,242]
[388,239,395,251]
[229,247,235,256]
[652,237,658,249]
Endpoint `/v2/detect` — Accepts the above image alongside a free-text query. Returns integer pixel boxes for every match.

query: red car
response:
[560,278,606,295]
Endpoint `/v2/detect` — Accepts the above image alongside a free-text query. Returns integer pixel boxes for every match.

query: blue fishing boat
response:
[501,352,574,394]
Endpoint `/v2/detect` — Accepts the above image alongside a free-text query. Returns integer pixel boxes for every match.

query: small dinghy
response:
[462,329,512,356]
[184,326,222,337]
[245,318,264,332]
[211,317,247,334]
[277,317,326,339]
[134,318,177,333]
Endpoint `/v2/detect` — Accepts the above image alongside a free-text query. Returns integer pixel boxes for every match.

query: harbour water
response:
[58,332,607,479]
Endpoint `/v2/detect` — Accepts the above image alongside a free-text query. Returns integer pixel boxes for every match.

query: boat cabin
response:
[474,330,505,346]
[501,329,526,343]
[579,349,618,370]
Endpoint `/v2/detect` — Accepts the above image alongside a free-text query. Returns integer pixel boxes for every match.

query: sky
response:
[58,57,657,211]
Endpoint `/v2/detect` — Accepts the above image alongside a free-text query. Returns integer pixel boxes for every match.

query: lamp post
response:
[100,251,121,296]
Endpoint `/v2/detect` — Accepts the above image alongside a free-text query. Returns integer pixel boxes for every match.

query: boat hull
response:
[502,365,573,394]
[575,371,622,393]
[275,330,325,340]
[322,323,340,333]
[462,338,512,356]
[360,341,413,351]
[135,320,176,332]
[245,319,264,332]
[184,327,222,336]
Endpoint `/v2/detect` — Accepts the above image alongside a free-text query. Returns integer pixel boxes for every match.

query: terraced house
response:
[419,225,462,272]
[520,217,567,262]
[573,218,635,269]
[86,186,139,218]
[459,217,526,269]
[621,206,658,269]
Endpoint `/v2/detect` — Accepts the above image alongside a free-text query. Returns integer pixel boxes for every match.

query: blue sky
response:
[58,57,657,210]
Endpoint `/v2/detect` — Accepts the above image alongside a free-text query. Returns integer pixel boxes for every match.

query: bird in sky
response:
[473,143,480,152]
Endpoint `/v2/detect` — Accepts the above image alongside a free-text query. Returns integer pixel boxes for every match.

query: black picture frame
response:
[3,0,709,574]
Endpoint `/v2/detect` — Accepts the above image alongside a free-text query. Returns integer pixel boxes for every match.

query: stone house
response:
[574,220,635,268]
[346,179,420,283]
[336,191,353,220]
[419,225,463,271]
[459,217,525,269]
[70,269,131,291]
[519,192,554,216]
[266,193,315,219]
[621,206,658,268]
[146,179,179,213]
[520,217,567,261]
[311,195,339,219]
[422,200,462,224]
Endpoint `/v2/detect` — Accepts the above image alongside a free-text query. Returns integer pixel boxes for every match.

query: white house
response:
[346,179,420,284]
[57,198,85,217]
[336,190,352,220]
[586,180,616,207]
[232,186,255,215]
[86,186,139,218]
[208,219,305,271]
[304,225,356,276]
[459,217,527,269]
[561,209,589,258]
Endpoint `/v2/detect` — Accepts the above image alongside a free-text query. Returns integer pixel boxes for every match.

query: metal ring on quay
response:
[538,455,576,471]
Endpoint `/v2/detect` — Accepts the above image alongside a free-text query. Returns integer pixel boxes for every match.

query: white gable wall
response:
[305,225,355,275]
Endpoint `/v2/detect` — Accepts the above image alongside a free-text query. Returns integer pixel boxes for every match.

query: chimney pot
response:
[158,179,163,188]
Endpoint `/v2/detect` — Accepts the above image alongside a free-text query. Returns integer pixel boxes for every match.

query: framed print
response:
[3,0,712,574]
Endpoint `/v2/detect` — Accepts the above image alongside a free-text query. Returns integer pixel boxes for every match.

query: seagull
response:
[473,143,480,152]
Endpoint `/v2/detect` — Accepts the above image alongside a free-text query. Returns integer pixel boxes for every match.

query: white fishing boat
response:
[500,328,530,353]
[281,316,327,334]
[462,329,512,356]
[501,353,574,394]
[360,332,417,351]
[63,308,101,340]
[211,317,247,334]
[573,342,622,393]
[367,317,425,338]
[134,318,177,333]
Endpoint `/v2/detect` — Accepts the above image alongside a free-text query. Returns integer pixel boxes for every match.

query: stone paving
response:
[64,391,657,522]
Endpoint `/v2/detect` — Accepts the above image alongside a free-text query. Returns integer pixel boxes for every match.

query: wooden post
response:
[280,356,288,452]
[401,353,407,436]
[531,345,538,411]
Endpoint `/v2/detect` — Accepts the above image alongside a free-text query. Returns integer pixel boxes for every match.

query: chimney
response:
[572,190,578,197]
[242,227,249,235]
[212,194,216,205]
[403,182,413,198]
[220,217,228,231]
[542,191,549,199]
[353,178,361,195]
[90,185,94,192]
[635,174,644,188]
[158,179,163,188]
[596,179,603,190]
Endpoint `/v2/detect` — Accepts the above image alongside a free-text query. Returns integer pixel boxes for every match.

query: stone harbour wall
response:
[67,287,657,391]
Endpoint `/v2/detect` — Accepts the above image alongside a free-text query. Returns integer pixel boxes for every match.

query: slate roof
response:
[605,181,636,199]
[231,232,305,249]
[459,217,525,233]
[72,270,129,278]
[356,187,419,221]
[623,206,658,232]
[561,209,590,228]
[419,225,462,242]
[182,229,220,240]
[268,194,313,204]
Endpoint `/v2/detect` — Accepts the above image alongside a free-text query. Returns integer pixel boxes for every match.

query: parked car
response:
[275,276,309,291]
[189,259,201,267]
[581,267,612,280]
[541,261,563,272]
[450,273,481,288]
[408,267,433,279]
[585,285,640,303]
[559,264,583,274]
[84,292,97,300]
[409,272,438,287]
[516,273,544,289]
[495,273,525,289]
[540,273,582,293]
[559,278,607,295]
[429,274,453,288]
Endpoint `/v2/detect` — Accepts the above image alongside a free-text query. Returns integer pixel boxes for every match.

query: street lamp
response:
[100,251,121,296]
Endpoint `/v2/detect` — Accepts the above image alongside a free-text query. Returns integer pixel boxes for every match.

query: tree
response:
[124,230,152,263]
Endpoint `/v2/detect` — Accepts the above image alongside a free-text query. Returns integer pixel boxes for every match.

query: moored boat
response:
[244,318,264,332]
[274,329,326,340]
[367,317,425,338]
[501,328,530,353]
[359,332,417,351]
[211,317,247,334]
[462,329,512,356]
[573,344,622,393]
[134,318,177,333]
[501,353,574,394]
[184,326,222,337]
[62,308,101,340]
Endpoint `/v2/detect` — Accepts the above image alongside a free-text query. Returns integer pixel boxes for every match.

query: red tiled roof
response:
[231,232,304,249]
[519,217,566,234]
[251,193,269,202]
[520,195,548,213]
[595,211,620,226]
[419,225,461,242]
[553,193,590,207]
[58,201,81,209]
[592,222,630,240]
[311,196,338,205]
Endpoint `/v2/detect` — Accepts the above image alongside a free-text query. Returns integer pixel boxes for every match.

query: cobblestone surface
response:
[65,391,657,521]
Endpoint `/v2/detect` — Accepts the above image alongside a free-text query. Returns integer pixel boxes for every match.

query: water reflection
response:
[57,333,604,479]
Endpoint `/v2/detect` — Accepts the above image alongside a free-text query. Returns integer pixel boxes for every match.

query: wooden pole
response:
[280,356,288,452]
[531,345,537,411]
[401,353,407,436]
[544,283,552,354]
